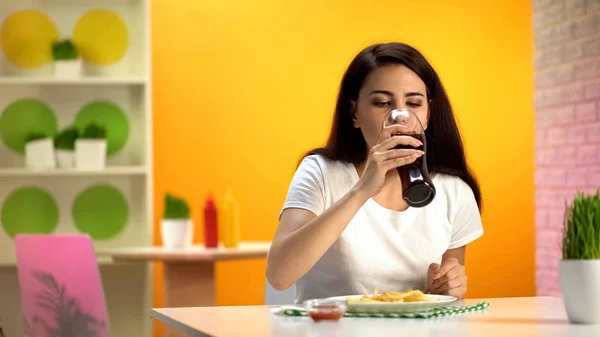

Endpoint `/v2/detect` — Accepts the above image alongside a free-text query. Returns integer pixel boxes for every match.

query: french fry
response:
[347,289,436,303]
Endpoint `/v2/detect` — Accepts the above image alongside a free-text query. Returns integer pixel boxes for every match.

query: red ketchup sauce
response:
[308,304,345,322]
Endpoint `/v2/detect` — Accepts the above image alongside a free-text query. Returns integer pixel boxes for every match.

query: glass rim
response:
[381,107,426,131]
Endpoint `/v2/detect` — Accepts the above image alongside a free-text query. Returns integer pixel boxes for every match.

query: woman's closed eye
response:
[373,100,391,108]
[406,101,422,108]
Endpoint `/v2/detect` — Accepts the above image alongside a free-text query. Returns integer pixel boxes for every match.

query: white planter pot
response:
[75,139,107,170]
[161,219,193,249]
[559,260,600,324]
[56,149,75,168]
[54,60,81,79]
[25,138,56,169]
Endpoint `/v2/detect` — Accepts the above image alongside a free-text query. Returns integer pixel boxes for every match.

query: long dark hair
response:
[302,42,482,209]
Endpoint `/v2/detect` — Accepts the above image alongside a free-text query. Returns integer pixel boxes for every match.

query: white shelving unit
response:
[0,76,148,85]
[0,1,153,337]
[0,166,148,177]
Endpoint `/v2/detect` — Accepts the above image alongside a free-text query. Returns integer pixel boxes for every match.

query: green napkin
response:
[277,301,490,319]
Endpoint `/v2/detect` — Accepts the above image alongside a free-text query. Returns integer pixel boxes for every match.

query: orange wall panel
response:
[151,2,535,334]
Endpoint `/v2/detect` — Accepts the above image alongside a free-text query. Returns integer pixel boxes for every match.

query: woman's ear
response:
[351,100,359,128]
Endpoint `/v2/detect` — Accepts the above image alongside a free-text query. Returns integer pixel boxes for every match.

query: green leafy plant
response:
[24,269,106,337]
[562,190,600,260]
[26,132,48,143]
[54,126,79,150]
[163,193,190,220]
[80,123,106,140]
[52,39,78,61]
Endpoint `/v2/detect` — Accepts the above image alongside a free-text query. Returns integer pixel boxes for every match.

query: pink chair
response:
[15,234,110,337]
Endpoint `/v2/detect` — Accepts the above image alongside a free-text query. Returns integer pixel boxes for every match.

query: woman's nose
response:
[391,108,410,125]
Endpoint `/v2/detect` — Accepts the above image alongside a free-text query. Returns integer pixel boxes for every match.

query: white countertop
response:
[95,241,271,262]
[151,297,600,337]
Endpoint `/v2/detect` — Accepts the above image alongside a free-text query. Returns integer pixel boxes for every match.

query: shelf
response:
[0,1,153,337]
[0,166,148,177]
[0,77,148,86]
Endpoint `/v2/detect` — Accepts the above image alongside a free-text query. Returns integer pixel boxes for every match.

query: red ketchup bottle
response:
[203,192,219,248]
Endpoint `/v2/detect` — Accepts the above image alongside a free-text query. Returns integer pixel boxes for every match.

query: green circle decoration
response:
[0,99,57,153]
[72,184,128,240]
[73,100,129,156]
[1,187,59,238]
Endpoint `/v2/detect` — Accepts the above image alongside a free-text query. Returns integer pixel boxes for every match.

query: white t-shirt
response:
[279,154,483,303]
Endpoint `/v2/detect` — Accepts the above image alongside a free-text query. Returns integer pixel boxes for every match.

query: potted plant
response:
[25,132,56,169]
[54,126,79,168]
[161,193,193,249]
[75,123,107,170]
[52,39,81,78]
[559,190,600,324]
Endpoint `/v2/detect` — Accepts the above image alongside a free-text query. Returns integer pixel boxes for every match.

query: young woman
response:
[266,42,483,303]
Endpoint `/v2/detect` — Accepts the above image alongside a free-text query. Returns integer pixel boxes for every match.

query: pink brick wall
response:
[534,0,600,297]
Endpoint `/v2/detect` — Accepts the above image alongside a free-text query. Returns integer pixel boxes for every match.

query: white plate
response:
[326,294,458,313]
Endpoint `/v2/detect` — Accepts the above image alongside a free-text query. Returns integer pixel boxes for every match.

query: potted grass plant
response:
[75,123,107,170]
[54,126,79,168]
[25,132,56,169]
[161,193,193,249]
[52,39,81,78]
[559,190,600,324]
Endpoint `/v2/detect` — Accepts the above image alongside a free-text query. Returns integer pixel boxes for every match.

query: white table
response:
[151,297,600,337]
[98,241,271,307]
[97,241,271,337]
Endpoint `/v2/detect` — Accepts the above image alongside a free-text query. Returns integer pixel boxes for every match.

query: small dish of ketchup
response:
[304,299,347,322]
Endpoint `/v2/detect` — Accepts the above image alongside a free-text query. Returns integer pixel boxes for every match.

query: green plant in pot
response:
[26,132,47,143]
[52,39,81,78]
[559,190,600,324]
[81,123,107,139]
[54,126,79,168]
[75,123,107,170]
[25,131,56,169]
[162,193,193,249]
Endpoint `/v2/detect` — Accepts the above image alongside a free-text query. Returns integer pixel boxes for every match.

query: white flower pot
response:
[559,260,600,324]
[56,149,75,168]
[25,138,56,169]
[75,139,107,170]
[54,60,81,79]
[161,219,193,249]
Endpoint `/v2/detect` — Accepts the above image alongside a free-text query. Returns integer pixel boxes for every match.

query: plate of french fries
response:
[326,288,457,313]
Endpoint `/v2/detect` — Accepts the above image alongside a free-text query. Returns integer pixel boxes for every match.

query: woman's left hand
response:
[424,258,468,298]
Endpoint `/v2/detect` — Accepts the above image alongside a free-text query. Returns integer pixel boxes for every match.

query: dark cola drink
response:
[393,132,436,207]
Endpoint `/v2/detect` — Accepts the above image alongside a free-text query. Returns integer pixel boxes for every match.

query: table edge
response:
[149,297,567,336]
[106,252,268,262]
[152,308,212,337]
[95,242,271,262]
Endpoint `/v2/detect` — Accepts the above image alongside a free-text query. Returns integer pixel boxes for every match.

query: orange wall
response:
[152,0,534,331]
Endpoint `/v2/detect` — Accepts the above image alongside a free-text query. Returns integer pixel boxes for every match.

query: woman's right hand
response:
[354,125,424,198]
[268,125,422,290]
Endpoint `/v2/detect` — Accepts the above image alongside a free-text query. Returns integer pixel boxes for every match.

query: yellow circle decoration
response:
[0,10,58,68]
[73,9,129,66]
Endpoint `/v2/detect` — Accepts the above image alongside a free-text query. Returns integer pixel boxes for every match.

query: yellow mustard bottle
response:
[223,188,240,248]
